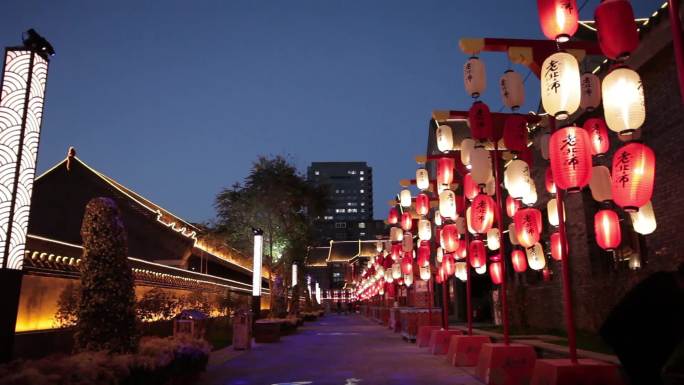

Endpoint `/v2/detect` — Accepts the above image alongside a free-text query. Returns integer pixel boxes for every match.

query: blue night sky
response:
[0,1,658,223]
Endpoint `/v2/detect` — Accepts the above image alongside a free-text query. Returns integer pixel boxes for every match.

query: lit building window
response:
[361,203,365,206]
[315,170,319,175]
[360,171,364,175]
[359,222,366,229]
[360,177,364,181]
[360,189,365,193]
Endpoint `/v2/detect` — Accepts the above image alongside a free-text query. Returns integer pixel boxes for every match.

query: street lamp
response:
[0,29,53,363]
[251,228,263,321]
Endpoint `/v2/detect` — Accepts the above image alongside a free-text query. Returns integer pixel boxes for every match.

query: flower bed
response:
[0,336,210,385]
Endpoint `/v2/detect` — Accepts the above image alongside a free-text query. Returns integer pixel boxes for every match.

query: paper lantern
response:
[443,253,455,275]
[436,247,444,263]
[602,67,645,135]
[437,157,455,187]
[595,0,639,60]
[545,167,556,194]
[418,219,432,241]
[468,101,493,140]
[461,138,476,168]
[522,183,538,206]
[375,241,384,253]
[392,262,401,279]
[388,207,399,224]
[401,212,413,231]
[390,227,404,243]
[585,118,609,156]
[455,262,468,281]
[595,209,621,251]
[508,223,519,245]
[439,190,458,219]
[539,133,551,160]
[440,223,459,253]
[399,189,412,208]
[505,159,532,199]
[402,232,413,252]
[417,243,430,266]
[435,266,444,283]
[434,210,443,226]
[547,198,565,227]
[537,0,579,42]
[589,165,613,203]
[541,52,581,119]
[471,194,495,234]
[514,208,543,248]
[526,243,546,270]
[500,70,525,111]
[469,240,486,268]
[415,193,430,216]
[580,73,602,111]
[487,228,500,251]
[549,126,592,192]
[401,254,413,275]
[437,124,454,153]
[489,261,503,285]
[550,232,566,261]
[416,168,430,191]
[470,146,492,185]
[511,249,528,273]
[611,143,655,211]
[463,173,479,201]
[455,217,467,235]
[506,196,520,218]
[503,114,528,152]
[419,265,431,281]
[404,273,414,287]
[384,268,393,283]
[391,243,402,261]
[456,239,467,260]
[630,201,657,235]
[464,56,486,98]
[466,207,476,235]
[475,265,487,275]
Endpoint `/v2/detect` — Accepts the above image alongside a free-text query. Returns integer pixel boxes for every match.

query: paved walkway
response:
[201,314,484,385]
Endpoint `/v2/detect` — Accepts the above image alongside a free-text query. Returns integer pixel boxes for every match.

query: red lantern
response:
[417,244,430,267]
[443,253,455,276]
[584,118,609,156]
[401,254,413,275]
[545,167,556,194]
[455,239,467,260]
[415,193,430,216]
[435,265,445,283]
[514,208,543,248]
[401,212,413,231]
[550,231,566,261]
[440,224,460,253]
[595,0,639,60]
[464,173,479,201]
[506,195,520,218]
[468,240,486,268]
[611,143,655,212]
[391,243,402,261]
[537,0,579,42]
[549,126,592,192]
[503,114,528,152]
[470,194,495,234]
[468,101,493,141]
[489,261,503,284]
[388,207,399,225]
[511,249,528,273]
[595,209,621,251]
[437,157,455,186]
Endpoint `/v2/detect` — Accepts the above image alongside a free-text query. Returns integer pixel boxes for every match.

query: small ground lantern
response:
[630,200,657,235]
[585,117,609,156]
[505,159,532,199]
[549,126,592,192]
[174,310,208,339]
[580,73,602,111]
[595,209,621,251]
[504,114,528,152]
[500,70,525,111]
[611,142,655,211]
[595,0,639,60]
[469,240,486,268]
[437,124,454,152]
[602,67,645,135]
[471,194,495,234]
[514,208,543,248]
[537,0,578,42]
[464,56,486,98]
[511,249,528,273]
[416,168,430,190]
[541,52,581,119]
[489,261,503,284]
[468,101,493,140]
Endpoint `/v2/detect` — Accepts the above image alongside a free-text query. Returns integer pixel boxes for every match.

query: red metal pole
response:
[492,144,510,345]
[442,277,449,330]
[550,116,578,363]
[669,0,684,104]
[464,199,473,336]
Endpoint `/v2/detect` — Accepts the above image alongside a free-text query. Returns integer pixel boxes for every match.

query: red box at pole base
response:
[429,329,463,355]
[447,335,492,367]
[475,343,537,385]
[416,325,442,347]
[529,358,624,385]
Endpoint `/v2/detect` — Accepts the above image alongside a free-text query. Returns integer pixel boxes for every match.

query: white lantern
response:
[466,207,476,235]
[455,217,467,235]
[399,189,412,208]
[376,266,384,279]
[390,227,404,242]
[461,138,476,168]
[402,232,413,252]
[602,67,645,135]
[434,210,443,226]
[522,183,538,206]
[487,228,500,251]
[485,178,496,196]
[392,263,401,279]
[385,268,393,283]
[539,133,550,160]
[436,247,444,263]
[455,262,468,281]
[589,165,612,203]
[418,219,432,241]
[436,124,454,153]
[439,190,457,219]
[375,241,384,253]
[630,201,657,235]
[505,159,532,199]
[470,146,492,185]
[419,265,431,281]
[546,198,565,227]
[475,264,487,275]
[508,223,519,245]
[464,56,486,98]
[416,168,430,191]
[500,69,525,111]
[526,243,546,270]
[580,72,601,111]
[541,52,581,120]
[404,273,413,287]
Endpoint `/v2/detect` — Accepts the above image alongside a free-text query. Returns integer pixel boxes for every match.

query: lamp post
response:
[252,228,263,323]
[0,29,53,363]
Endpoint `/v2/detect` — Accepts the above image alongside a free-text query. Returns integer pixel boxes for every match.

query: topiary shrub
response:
[75,197,137,353]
